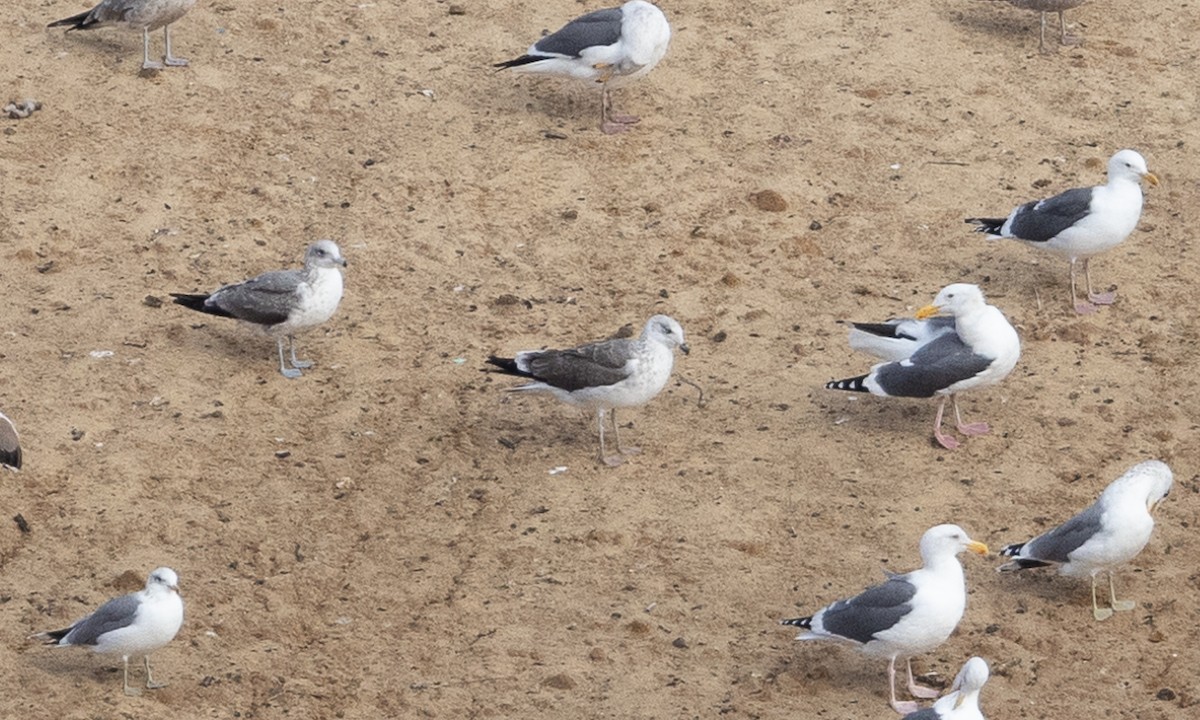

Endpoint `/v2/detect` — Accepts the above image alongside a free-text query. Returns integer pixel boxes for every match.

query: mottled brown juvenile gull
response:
[902,656,990,720]
[494,0,671,134]
[967,150,1158,314]
[486,315,688,466]
[48,0,197,71]
[999,460,1172,620]
[780,525,989,714]
[826,284,1020,450]
[171,240,347,379]
[0,411,21,471]
[34,568,184,696]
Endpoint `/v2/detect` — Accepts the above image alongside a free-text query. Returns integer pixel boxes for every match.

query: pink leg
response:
[597,409,623,466]
[1070,259,1099,314]
[932,397,960,450]
[953,396,990,436]
[888,656,921,714]
[611,409,642,456]
[600,87,640,135]
[906,658,940,699]
[1083,258,1116,305]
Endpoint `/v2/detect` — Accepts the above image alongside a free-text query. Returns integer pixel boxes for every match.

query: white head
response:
[1101,459,1173,514]
[915,283,987,320]
[305,239,348,269]
[949,656,990,709]
[642,314,689,354]
[146,567,180,593]
[918,524,990,564]
[1108,149,1159,187]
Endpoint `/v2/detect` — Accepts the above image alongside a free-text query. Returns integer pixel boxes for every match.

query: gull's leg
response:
[122,656,140,696]
[141,28,165,70]
[952,396,990,436]
[288,336,314,369]
[599,85,639,135]
[1070,259,1098,314]
[145,656,168,689]
[611,409,642,456]
[932,397,960,450]
[906,658,940,699]
[888,656,920,714]
[1092,574,1113,621]
[1108,571,1136,613]
[277,338,302,379]
[1083,258,1116,305]
[1038,12,1052,54]
[1058,11,1080,46]
[598,408,623,466]
[163,25,189,67]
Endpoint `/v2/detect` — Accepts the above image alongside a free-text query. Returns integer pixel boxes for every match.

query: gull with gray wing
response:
[486,314,688,466]
[34,567,184,696]
[171,239,347,379]
[999,460,1172,620]
[0,410,21,470]
[48,0,197,71]
[902,656,990,720]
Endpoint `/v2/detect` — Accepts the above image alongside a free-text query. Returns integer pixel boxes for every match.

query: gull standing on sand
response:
[998,460,1172,620]
[48,0,197,71]
[780,525,990,714]
[902,656,990,720]
[826,284,1020,450]
[171,240,347,379]
[0,411,21,470]
[486,314,688,466]
[34,568,184,696]
[967,149,1158,314]
[495,1,671,134]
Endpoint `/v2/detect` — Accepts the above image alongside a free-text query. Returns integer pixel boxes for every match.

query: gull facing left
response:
[486,314,688,466]
[48,0,197,71]
[35,567,184,696]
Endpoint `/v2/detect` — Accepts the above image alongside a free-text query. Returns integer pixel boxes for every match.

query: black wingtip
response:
[493,55,544,70]
[965,217,1006,235]
[779,616,813,628]
[47,11,91,30]
[825,374,869,393]
[997,542,1024,558]
[1,447,21,471]
[39,627,71,644]
[484,355,523,376]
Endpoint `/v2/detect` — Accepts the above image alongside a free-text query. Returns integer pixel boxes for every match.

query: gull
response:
[998,459,1173,620]
[967,149,1158,314]
[0,410,21,470]
[48,0,198,71]
[494,0,671,134]
[34,567,184,696]
[826,284,1021,450]
[780,524,990,714]
[485,314,689,466]
[171,239,347,379]
[903,656,990,720]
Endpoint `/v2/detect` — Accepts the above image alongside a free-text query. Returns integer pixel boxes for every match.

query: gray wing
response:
[62,593,140,646]
[1007,187,1095,243]
[818,575,917,644]
[870,334,994,398]
[902,709,944,720]
[1022,502,1105,562]
[522,339,636,392]
[84,0,142,25]
[533,7,624,58]
[207,269,304,326]
[0,412,20,470]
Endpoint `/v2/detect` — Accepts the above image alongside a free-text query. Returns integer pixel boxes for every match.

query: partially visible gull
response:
[826,284,1020,450]
[48,0,197,71]
[35,567,184,696]
[171,239,347,379]
[0,410,21,470]
[999,460,1173,620]
[486,314,688,466]
[988,0,1087,54]
[967,149,1158,314]
[780,524,990,714]
[495,0,671,134]
[903,656,990,720]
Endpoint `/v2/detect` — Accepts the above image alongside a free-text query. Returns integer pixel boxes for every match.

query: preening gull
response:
[826,284,1020,450]
[999,460,1172,620]
[485,314,688,466]
[35,567,184,696]
[988,0,1087,54]
[780,524,989,714]
[171,239,347,379]
[0,410,21,470]
[48,0,197,71]
[495,0,671,134]
[967,149,1158,314]
[902,656,990,720]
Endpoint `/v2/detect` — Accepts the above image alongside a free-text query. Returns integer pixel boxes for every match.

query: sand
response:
[1,0,1197,717]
